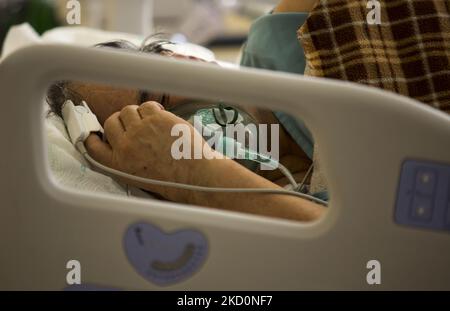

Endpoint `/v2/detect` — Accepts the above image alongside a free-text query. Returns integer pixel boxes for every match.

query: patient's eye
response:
[141,92,178,111]
[160,94,171,108]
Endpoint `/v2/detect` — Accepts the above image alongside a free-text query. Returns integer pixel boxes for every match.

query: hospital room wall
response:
[52,0,154,36]
[0,0,278,64]
[51,0,274,62]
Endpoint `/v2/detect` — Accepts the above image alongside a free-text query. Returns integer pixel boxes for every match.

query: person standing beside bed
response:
[240,0,450,200]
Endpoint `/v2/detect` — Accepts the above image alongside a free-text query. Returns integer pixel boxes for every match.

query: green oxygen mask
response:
[169,101,268,172]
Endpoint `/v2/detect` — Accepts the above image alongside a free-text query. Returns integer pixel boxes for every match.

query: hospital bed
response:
[0,26,449,290]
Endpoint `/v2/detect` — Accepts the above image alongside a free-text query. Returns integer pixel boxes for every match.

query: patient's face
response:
[67,51,277,127]
[69,81,279,132]
[66,51,210,125]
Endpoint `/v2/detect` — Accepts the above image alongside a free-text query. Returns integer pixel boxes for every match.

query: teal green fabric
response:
[240,12,330,202]
[241,13,309,74]
[312,190,329,202]
[240,13,314,159]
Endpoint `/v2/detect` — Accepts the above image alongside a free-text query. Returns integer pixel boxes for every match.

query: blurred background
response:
[1,0,279,62]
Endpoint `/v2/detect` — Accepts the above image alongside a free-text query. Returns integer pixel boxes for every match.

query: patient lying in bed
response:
[46,37,324,222]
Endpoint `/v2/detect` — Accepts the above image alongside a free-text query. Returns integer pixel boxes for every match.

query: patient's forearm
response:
[170,157,324,222]
[84,103,323,222]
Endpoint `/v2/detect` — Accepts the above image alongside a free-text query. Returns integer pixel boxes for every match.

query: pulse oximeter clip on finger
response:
[61,100,104,145]
[61,100,328,206]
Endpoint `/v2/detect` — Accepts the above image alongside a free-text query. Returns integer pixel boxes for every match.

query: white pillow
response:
[41,26,216,61]
[42,26,144,47]
[46,113,128,196]
[1,23,41,61]
[46,113,157,199]
[2,23,217,63]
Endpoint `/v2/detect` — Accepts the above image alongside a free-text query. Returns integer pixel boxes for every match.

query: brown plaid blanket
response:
[298,0,450,113]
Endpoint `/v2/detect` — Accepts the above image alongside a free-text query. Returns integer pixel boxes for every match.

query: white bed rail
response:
[0,44,449,290]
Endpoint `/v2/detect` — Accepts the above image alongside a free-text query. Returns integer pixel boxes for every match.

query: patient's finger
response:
[119,105,141,130]
[104,111,125,147]
[85,134,113,167]
[137,101,164,118]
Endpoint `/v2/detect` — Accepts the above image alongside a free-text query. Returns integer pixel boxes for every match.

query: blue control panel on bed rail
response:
[395,160,450,232]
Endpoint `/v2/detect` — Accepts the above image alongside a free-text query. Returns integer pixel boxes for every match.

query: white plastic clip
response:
[61,100,104,145]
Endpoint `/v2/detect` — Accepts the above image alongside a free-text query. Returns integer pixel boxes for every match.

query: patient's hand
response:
[85,101,324,221]
[85,101,218,201]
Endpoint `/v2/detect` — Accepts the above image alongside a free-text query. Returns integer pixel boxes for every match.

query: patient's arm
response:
[183,153,324,221]
[85,102,324,222]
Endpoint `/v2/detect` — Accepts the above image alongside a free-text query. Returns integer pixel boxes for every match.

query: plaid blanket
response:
[298,0,450,113]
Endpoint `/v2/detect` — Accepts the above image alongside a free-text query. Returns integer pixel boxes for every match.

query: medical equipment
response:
[60,99,325,205]
[171,101,309,190]
[61,100,103,145]
[0,42,449,290]
[170,100,261,171]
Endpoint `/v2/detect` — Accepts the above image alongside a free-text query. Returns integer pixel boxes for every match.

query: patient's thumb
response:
[85,134,113,167]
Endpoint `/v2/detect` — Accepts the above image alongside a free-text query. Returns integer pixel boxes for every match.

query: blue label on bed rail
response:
[124,222,208,286]
[395,160,450,232]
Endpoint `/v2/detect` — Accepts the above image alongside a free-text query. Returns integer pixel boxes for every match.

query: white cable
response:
[272,162,298,189]
[236,142,298,189]
[298,164,314,192]
[77,143,328,206]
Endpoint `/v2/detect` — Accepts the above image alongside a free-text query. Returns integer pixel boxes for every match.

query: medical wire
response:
[77,143,328,206]
[245,150,299,189]
[222,137,299,189]
[277,162,299,189]
[298,164,314,193]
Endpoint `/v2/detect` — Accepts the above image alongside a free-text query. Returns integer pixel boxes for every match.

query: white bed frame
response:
[0,44,449,290]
